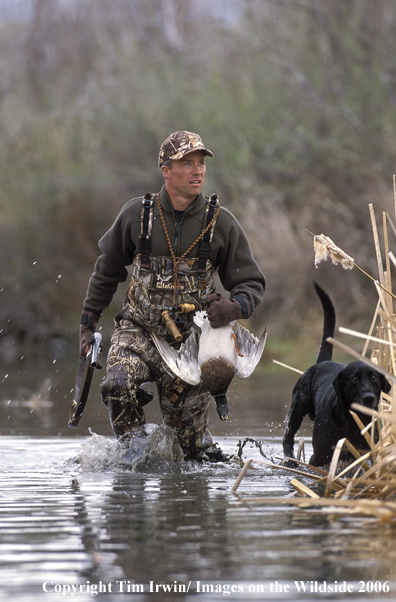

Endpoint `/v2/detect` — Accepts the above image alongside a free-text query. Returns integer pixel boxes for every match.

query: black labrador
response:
[282,283,391,467]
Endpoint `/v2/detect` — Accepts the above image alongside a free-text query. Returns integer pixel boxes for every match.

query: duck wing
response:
[151,331,201,385]
[234,324,267,378]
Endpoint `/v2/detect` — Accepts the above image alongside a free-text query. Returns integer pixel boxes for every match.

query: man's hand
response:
[79,311,99,358]
[205,294,242,328]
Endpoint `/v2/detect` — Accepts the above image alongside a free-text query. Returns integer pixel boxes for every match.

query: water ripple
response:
[1,435,396,601]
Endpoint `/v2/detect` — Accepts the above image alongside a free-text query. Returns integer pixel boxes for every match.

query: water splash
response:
[70,424,184,472]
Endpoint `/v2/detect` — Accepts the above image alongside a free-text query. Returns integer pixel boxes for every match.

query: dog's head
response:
[333,360,391,413]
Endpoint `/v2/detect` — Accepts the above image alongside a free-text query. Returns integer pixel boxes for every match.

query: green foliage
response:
[1,0,396,352]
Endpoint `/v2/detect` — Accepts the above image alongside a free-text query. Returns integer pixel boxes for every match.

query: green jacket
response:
[84,185,265,316]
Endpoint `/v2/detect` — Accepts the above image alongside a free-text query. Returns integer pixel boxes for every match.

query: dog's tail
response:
[314,282,336,363]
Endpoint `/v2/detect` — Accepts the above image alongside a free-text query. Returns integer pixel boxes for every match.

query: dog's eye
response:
[371,374,378,382]
[351,376,359,382]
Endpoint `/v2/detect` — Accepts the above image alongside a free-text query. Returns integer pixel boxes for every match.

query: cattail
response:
[308,229,396,300]
[313,234,354,270]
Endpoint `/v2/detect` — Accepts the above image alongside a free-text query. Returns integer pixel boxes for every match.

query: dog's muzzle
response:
[361,392,377,408]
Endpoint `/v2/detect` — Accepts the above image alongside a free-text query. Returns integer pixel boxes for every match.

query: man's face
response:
[162,150,206,201]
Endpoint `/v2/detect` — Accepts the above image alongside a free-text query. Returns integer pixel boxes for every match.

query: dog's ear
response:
[331,370,347,421]
[379,373,392,394]
[332,370,344,397]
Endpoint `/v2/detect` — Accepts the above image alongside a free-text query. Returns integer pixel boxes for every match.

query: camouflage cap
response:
[158,131,214,166]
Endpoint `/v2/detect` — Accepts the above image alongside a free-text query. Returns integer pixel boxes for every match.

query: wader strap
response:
[139,193,155,269]
[196,194,220,274]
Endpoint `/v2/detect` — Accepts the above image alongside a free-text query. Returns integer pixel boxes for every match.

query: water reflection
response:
[1,360,396,600]
[68,459,396,589]
[1,436,396,601]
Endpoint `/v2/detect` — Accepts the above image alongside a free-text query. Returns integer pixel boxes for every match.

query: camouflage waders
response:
[101,194,220,459]
[101,323,213,458]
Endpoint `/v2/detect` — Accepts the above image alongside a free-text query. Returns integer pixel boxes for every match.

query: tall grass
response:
[234,201,396,520]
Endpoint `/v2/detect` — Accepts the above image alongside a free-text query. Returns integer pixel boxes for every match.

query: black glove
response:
[205,294,243,328]
[79,311,100,358]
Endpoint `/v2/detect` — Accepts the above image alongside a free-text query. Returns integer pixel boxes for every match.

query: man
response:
[80,131,265,460]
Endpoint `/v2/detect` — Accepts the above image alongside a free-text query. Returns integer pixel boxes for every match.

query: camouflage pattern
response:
[101,323,213,457]
[124,254,217,341]
[101,252,218,457]
[158,131,214,166]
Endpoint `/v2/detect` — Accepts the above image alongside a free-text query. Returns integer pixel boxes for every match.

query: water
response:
[1,359,396,601]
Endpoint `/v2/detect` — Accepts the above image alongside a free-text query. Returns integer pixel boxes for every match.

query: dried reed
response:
[234,191,396,522]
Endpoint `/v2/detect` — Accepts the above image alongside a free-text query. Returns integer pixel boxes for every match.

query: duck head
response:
[200,356,236,421]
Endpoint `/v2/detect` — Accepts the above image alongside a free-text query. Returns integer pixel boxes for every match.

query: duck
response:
[151,311,267,421]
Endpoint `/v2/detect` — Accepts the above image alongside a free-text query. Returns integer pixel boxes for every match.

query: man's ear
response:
[161,164,170,180]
